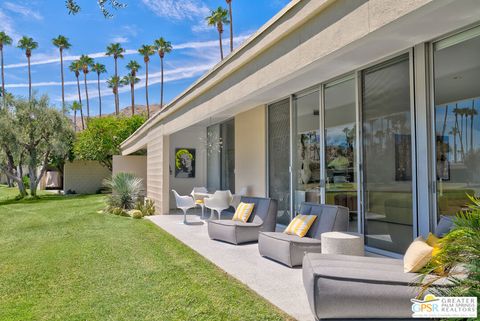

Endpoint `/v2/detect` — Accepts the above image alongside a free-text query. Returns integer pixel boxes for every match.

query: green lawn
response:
[0,185,292,321]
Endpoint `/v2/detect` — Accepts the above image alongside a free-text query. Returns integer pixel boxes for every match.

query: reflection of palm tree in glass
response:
[453,105,465,160]
[449,127,458,163]
[469,106,477,152]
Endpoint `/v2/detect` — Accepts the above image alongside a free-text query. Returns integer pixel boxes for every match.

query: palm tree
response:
[226,0,233,52]
[122,74,140,116]
[206,7,230,60]
[126,60,141,77]
[91,63,106,117]
[69,60,84,130]
[17,36,38,100]
[0,31,13,109]
[153,38,172,109]
[52,35,72,110]
[107,75,121,114]
[138,44,155,118]
[106,43,125,115]
[70,101,82,132]
[78,55,94,119]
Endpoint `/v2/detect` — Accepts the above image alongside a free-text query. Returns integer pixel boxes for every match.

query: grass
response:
[0,185,293,321]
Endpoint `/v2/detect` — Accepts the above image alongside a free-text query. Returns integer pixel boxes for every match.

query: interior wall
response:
[235,105,267,197]
[169,126,207,208]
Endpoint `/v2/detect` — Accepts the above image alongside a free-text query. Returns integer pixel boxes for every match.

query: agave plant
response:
[104,173,143,211]
[419,194,480,319]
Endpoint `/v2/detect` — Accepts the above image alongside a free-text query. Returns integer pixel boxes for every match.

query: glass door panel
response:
[268,99,291,225]
[293,91,321,213]
[433,26,480,219]
[324,76,358,232]
[361,54,414,254]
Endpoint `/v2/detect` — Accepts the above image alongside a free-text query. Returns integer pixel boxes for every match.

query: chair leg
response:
[201,206,205,220]
[218,209,221,220]
[182,208,188,224]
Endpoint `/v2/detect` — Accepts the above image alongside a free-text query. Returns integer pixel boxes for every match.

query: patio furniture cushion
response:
[284,214,317,237]
[403,236,433,272]
[259,231,322,267]
[435,215,454,237]
[232,202,255,223]
[207,197,277,245]
[302,253,449,320]
[258,203,349,267]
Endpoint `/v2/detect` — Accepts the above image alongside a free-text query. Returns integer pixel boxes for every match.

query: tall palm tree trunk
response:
[441,105,448,138]
[83,74,90,119]
[60,49,65,109]
[114,58,119,115]
[73,110,77,132]
[131,83,135,115]
[218,30,224,60]
[145,61,150,118]
[27,56,32,100]
[76,76,85,130]
[1,46,5,109]
[97,74,102,116]
[229,2,233,53]
[160,57,164,108]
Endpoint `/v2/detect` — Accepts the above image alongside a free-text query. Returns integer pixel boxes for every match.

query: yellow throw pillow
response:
[404,236,433,273]
[232,202,255,223]
[426,232,440,247]
[195,199,204,204]
[426,232,445,275]
[284,214,317,238]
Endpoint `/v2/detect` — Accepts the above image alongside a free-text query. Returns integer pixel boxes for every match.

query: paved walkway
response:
[146,212,314,321]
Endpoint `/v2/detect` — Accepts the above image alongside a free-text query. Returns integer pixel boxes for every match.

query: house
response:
[115,0,480,257]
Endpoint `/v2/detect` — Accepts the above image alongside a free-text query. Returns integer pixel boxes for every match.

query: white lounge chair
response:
[172,190,195,224]
[204,190,233,220]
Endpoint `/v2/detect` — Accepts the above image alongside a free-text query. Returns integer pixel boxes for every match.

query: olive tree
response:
[0,95,74,197]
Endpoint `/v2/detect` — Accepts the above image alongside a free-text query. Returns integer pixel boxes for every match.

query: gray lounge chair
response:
[258,203,349,267]
[207,196,278,245]
[302,253,451,320]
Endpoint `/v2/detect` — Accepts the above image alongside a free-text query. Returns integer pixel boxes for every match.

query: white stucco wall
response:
[63,160,111,194]
[112,155,147,192]
[235,105,267,197]
[147,126,170,214]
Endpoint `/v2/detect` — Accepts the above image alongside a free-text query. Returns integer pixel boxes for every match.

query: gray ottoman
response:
[321,232,364,256]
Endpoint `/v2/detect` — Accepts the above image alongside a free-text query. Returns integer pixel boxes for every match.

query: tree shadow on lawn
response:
[0,193,103,207]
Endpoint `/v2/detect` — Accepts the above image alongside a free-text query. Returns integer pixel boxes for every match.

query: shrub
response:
[104,173,143,211]
[135,198,156,216]
[129,209,143,219]
[419,195,480,320]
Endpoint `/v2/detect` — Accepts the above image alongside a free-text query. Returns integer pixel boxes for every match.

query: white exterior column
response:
[147,126,170,214]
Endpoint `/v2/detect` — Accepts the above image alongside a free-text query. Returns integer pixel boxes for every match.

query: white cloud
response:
[0,9,20,42]
[111,36,129,43]
[3,2,43,21]
[141,0,210,20]
[5,34,251,69]
[62,63,215,102]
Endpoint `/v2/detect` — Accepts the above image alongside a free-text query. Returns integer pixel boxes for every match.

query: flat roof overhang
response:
[120,0,480,155]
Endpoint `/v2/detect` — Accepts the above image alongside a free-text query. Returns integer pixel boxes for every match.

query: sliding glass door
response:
[268,99,291,225]
[433,26,480,220]
[361,54,414,254]
[293,90,321,212]
[324,75,358,232]
[207,119,235,192]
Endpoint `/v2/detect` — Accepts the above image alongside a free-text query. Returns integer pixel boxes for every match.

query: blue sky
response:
[0,0,289,115]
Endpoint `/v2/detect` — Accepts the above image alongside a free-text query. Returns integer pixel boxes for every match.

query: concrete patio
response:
[146,211,314,321]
